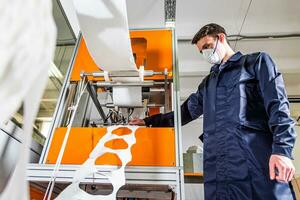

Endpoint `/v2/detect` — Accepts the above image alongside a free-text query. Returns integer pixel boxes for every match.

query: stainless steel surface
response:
[60,83,77,126]
[86,81,106,123]
[72,92,91,127]
[0,121,43,193]
[81,70,165,78]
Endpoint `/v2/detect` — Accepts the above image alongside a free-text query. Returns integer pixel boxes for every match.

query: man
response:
[130,23,297,199]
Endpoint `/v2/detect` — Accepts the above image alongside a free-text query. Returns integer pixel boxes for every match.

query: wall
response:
[293,125,300,174]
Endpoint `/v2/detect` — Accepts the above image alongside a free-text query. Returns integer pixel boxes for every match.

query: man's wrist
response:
[143,117,151,127]
[272,144,293,160]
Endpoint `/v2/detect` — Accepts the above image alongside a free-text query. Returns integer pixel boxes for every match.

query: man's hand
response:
[129,118,145,126]
[269,154,295,182]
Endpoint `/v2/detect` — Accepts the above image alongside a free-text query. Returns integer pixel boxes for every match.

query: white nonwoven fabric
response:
[56,125,139,200]
[74,0,143,107]
[73,0,137,72]
[0,0,57,199]
[0,0,56,126]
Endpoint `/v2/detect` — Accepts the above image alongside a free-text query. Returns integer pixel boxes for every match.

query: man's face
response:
[195,35,218,54]
[195,34,226,64]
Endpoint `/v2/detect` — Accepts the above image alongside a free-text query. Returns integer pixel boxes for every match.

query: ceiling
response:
[49,0,300,123]
[176,0,300,38]
[59,0,300,70]
[127,0,165,29]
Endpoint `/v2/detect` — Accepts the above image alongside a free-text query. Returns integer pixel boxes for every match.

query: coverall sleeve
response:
[143,78,205,127]
[254,52,296,159]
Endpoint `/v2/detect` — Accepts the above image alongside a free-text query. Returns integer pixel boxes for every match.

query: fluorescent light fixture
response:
[48,62,63,79]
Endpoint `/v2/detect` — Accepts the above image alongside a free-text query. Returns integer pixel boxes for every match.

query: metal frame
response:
[39,33,82,164]
[171,28,185,200]
[33,28,185,199]
[54,0,77,46]
[27,164,179,186]
[164,0,176,26]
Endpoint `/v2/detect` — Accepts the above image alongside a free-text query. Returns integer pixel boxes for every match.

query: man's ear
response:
[218,33,226,43]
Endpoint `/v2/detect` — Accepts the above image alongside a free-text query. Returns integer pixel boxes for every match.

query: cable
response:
[43,80,87,200]
[128,108,134,119]
[233,0,253,50]
[104,110,113,124]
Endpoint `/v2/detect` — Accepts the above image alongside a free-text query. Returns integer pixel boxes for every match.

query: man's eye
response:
[199,45,208,54]
[203,44,210,50]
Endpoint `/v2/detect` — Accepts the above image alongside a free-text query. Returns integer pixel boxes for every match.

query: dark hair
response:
[191,23,227,44]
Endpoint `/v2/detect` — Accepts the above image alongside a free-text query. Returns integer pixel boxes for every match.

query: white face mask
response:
[202,38,222,65]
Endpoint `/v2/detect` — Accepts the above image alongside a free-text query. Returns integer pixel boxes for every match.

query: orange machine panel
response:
[30,184,55,200]
[70,37,100,81]
[130,30,173,79]
[149,107,161,116]
[46,127,176,166]
[70,29,173,81]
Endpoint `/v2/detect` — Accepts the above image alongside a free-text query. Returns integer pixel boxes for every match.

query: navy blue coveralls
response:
[144,52,296,199]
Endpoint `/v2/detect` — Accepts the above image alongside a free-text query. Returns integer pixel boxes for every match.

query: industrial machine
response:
[27,28,185,199]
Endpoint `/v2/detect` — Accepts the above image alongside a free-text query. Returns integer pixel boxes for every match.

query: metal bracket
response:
[85,80,106,124]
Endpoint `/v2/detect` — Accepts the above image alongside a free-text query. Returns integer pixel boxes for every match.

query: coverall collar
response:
[210,51,243,73]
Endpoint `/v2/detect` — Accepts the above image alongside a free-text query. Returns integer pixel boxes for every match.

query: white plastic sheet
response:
[56,125,139,200]
[73,0,137,72]
[113,86,142,107]
[0,0,57,199]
